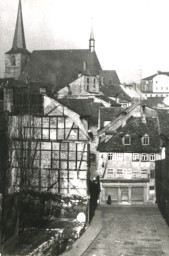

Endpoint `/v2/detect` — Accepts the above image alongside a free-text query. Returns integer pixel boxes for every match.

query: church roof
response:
[6,0,30,55]
[100,70,121,86]
[20,49,102,92]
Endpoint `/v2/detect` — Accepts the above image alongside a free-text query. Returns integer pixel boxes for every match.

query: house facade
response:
[141,71,169,98]
[57,74,100,98]
[7,95,91,197]
[97,111,161,204]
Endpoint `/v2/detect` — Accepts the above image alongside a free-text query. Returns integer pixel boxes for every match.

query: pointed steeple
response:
[5,0,30,79]
[89,28,95,52]
[13,0,26,50]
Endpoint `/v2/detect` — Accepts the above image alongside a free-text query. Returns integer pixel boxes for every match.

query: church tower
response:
[5,0,30,79]
[89,29,95,52]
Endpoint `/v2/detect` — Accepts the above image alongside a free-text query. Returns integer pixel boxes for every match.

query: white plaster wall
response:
[98,152,161,178]
[153,74,169,92]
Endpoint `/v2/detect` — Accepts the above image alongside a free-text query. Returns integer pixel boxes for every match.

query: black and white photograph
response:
[0,0,169,255]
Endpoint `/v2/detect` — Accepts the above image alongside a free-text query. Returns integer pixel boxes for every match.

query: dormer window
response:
[11,55,16,66]
[142,134,149,145]
[123,134,131,145]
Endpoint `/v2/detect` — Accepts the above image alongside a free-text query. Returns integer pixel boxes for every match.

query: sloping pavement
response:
[63,205,169,256]
[62,209,103,256]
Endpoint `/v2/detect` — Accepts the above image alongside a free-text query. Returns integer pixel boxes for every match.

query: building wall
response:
[58,75,100,97]
[97,152,161,204]
[153,75,169,93]
[98,152,160,177]
[8,113,90,197]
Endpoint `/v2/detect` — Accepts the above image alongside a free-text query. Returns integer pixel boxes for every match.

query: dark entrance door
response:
[131,187,144,203]
[121,187,128,203]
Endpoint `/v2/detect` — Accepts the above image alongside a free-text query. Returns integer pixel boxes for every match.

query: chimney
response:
[83,61,87,72]
[142,105,146,124]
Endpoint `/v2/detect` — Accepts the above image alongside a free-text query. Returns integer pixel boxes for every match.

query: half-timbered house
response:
[7,95,91,197]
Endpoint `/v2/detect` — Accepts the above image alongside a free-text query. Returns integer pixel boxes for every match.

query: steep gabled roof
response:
[99,70,120,85]
[57,98,103,126]
[98,101,141,135]
[100,85,132,102]
[99,107,122,129]
[20,49,102,92]
[143,97,164,108]
[98,116,160,153]
[142,72,169,81]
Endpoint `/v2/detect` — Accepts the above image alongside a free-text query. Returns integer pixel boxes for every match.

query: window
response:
[117,153,123,161]
[161,87,163,90]
[141,169,147,174]
[150,169,155,178]
[123,135,131,145]
[142,134,149,145]
[117,169,123,177]
[87,77,90,83]
[133,153,139,161]
[40,88,47,94]
[141,153,148,161]
[108,153,116,160]
[156,87,158,90]
[150,153,155,161]
[11,55,16,66]
[150,186,155,190]
[141,169,147,178]
[107,169,114,178]
[93,78,96,89]
[166,87,168,91]
[156,81,158,83]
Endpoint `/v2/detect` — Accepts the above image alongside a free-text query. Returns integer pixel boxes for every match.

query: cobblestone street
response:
[82,205,169,256]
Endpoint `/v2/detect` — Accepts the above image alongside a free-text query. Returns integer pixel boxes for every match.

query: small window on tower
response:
[11,55,16,66]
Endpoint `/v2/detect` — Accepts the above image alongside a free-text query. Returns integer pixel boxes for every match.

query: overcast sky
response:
[1,0,169,83]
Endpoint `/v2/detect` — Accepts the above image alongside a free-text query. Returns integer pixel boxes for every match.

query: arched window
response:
[11,55,16,66]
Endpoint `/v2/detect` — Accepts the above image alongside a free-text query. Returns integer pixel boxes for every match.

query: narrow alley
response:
[80,206,169,256]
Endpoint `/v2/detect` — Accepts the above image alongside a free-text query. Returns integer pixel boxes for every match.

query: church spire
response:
[89,28,95,52]
[12,0,26,50]
[5,0,30,79]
